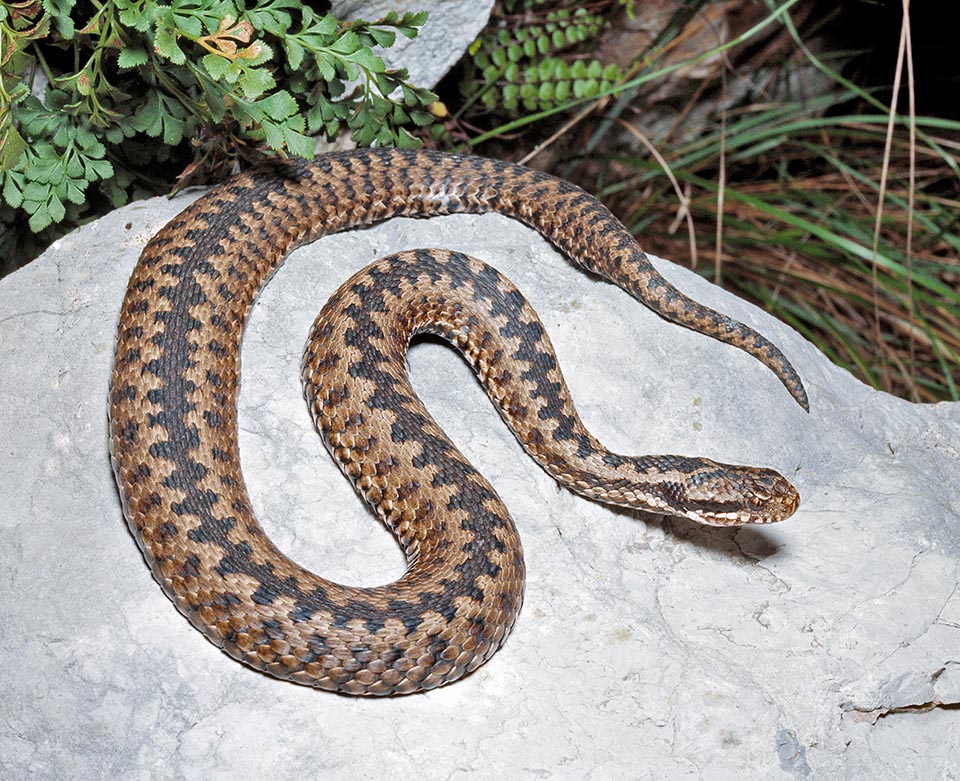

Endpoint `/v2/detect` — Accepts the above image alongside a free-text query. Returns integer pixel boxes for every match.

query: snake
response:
[109,148,807,696]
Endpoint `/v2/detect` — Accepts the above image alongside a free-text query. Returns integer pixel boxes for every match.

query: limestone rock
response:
[332,0,494,89]
[1,186,957,776]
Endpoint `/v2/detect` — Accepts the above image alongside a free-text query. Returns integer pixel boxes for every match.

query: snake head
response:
[672,464,800,526]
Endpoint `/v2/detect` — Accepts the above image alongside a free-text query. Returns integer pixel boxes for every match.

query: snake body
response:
[109,148,805,695]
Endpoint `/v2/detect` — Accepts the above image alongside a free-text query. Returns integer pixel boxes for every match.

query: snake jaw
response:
[675,466,801,526]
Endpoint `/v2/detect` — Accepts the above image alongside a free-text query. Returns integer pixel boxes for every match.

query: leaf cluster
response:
[0,0,437,264]
[462,4,620,116]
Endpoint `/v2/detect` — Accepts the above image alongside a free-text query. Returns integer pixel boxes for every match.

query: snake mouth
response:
[677,470,801,526]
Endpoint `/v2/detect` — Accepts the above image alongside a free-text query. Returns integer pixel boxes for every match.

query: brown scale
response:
[109,149,806,696]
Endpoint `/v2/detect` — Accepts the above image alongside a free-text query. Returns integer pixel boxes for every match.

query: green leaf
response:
[116,0,160,32]
[132,90,162,136]
[391,103,409,125]
[169,0,231,37]
[414,86,438,104]
[257,90,298,121]
[130,90,189,146]
[329,31,360,55]
[204,83,227,121]
[161,113,186,145]
[154,15,187,64]
[117,47,149,69]
[345,46,383,73]
[374,124,394,145]
[46,191,66,223]
[397,10,427,35]
[28,200,54,232]
[0,125,27,171]
[240,67,276,99]
[283,125,314,157]
[396,127,421,148]
[408,110,433,127]
[284,38,306,70]
[202,53,233,80]
[42,0,76,38]
[297,8,337,40]
[246,0,298,35]
[260,119,284,150]
[84,158,114,180]
[64,178,86,204]
[313,52,337,81]
[64,151,84,178]
[2,171,25,209]
[306,91,346,133]
[400,84,418,107]
[23,181,49,202]
[351,120,375,146]
[368,27,396,48]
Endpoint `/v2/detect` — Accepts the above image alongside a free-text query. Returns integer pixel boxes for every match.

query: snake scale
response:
[109,148,807,696]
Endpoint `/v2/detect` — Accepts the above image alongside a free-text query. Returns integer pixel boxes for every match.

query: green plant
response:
[454,0,959,401]
[0,0,437,264]
[600,101,960,402]
[461,4,621,117]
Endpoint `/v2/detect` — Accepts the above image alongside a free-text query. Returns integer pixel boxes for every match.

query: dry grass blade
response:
[459,0,957,402]
[596,106,960,402]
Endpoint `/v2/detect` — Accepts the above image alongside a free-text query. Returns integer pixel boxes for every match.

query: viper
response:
[109,148,806,696]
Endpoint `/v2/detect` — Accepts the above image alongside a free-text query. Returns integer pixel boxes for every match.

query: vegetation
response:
[462,6,617,116]
[2,0,956,402]
[0,0,437,261]
[447,0,959,403]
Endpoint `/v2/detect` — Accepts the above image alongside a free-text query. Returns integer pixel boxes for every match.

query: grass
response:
[595,103,960,403]
[456,0,960,403]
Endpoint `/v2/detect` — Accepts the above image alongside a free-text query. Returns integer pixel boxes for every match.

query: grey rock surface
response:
[1,187,958,778]
[332,0,494,89]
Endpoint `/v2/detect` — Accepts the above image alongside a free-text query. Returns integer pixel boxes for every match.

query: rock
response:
[1,180,958,776]
[332,0,494,89]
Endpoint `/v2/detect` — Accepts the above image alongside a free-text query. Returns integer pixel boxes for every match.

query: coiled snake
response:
[109,148,806,696]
